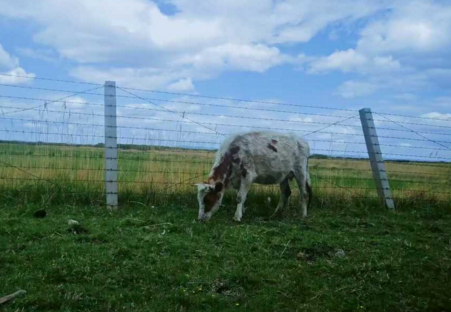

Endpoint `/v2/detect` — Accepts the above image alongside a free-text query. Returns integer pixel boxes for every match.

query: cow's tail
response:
[306,158,313,209]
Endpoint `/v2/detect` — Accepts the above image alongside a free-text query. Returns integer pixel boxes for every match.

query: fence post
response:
[359,108,395,210]
[105,81,118,210]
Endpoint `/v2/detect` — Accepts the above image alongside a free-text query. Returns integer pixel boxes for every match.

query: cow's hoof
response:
[233,217,242,223]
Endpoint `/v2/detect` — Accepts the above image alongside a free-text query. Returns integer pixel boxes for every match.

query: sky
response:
[0,0,450,161]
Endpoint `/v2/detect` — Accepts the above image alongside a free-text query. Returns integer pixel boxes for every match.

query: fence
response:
[0,73,450,212]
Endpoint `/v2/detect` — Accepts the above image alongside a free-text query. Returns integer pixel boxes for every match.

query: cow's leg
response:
[271,178,291,218]
[294,161,309,218]
[234,179,252,222]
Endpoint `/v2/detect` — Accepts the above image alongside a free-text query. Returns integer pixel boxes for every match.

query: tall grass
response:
[0,142,450,210]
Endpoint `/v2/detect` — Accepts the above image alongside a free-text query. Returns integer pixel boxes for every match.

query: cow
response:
[196,131,312,222]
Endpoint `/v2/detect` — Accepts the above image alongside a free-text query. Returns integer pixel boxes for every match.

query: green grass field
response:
[1,142,450,311]
[1,202,450,311]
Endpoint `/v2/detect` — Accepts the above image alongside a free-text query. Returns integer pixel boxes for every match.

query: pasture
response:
[1,142,451,311]
[1,201,451,311]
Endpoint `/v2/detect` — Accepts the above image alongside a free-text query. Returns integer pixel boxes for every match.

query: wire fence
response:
[0,73,450,210]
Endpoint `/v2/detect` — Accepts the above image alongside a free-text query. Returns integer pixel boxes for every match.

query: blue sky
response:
[0,0,450,160]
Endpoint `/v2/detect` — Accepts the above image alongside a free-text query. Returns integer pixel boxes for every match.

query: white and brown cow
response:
[196,131,312,222]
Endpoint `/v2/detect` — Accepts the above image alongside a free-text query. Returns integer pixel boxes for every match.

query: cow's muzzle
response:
[198,214,211,222]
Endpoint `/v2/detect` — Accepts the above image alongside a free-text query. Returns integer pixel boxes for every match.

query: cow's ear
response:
[214,182,224,193]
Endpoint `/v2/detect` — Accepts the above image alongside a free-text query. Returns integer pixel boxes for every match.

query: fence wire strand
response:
[1,76,450,208]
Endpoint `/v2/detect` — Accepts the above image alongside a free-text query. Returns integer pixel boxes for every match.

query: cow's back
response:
[221,132,308,185]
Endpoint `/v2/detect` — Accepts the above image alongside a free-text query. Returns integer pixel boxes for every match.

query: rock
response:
[296,252,307,260]
[67,224,89,235]
[335,249,346,258]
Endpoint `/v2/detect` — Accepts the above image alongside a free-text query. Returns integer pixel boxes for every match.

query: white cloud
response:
[16,47,58,63]
[336,80,381,98]
[70,66,188,89]
[268,0,384,44]
[308,49,367,73]
[0,43,19,69]
[147,6,222,50]
[163,103,200,112]
[421,112,451,120]
[331,66,449,99]
[0,0,386,89]
[2,0,451,99]
[167,78,194,92]
[178,44,289,73]
[357,1,451,54]
[70,43,289,89]
[170,0,381,45]
[57,96,87,109]
[288,116,314,123]
[301,1,451,98]
[308,48,401,74]
[0,43,35,84]
[0,67,35,85]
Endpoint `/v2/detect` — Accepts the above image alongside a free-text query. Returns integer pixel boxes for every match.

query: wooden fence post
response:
[105,81,118,210]
[359,108,395,209]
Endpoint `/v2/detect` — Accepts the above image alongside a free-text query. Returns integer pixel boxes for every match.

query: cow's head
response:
[196,181,224,221]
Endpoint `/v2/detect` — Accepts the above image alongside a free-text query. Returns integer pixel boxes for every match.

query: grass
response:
[1,143,450,311]
[0,142,450,209]
[1,201,451,311]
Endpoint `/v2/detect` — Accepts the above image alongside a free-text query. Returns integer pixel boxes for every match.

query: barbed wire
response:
[0,152,216,164]
[117,86,223,136]
[2,104,451,138]
[3,117,450,152]
[3,130,451,162]
[4,188,449,202]
[302,115,359,137]
[2,128,451,160]
[0,86,103,116]
[2,175,449,192]
[3,95,451,137]
[0,95,358,118]
[312,166,450,178]
[0,104,365,130]
[2,84,451,128]
[4,150,448,172]
[373,159,451,169]
[374,112,451,151]
[2,72,451,123]
[0,74,357,113]
[1,74,450,207]
[2,164,448,186]
[0,73,101,86]
[0,159,57,186]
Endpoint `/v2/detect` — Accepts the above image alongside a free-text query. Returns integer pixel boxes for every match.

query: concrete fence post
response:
[104,81,118,210]
[359,108,395,210]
